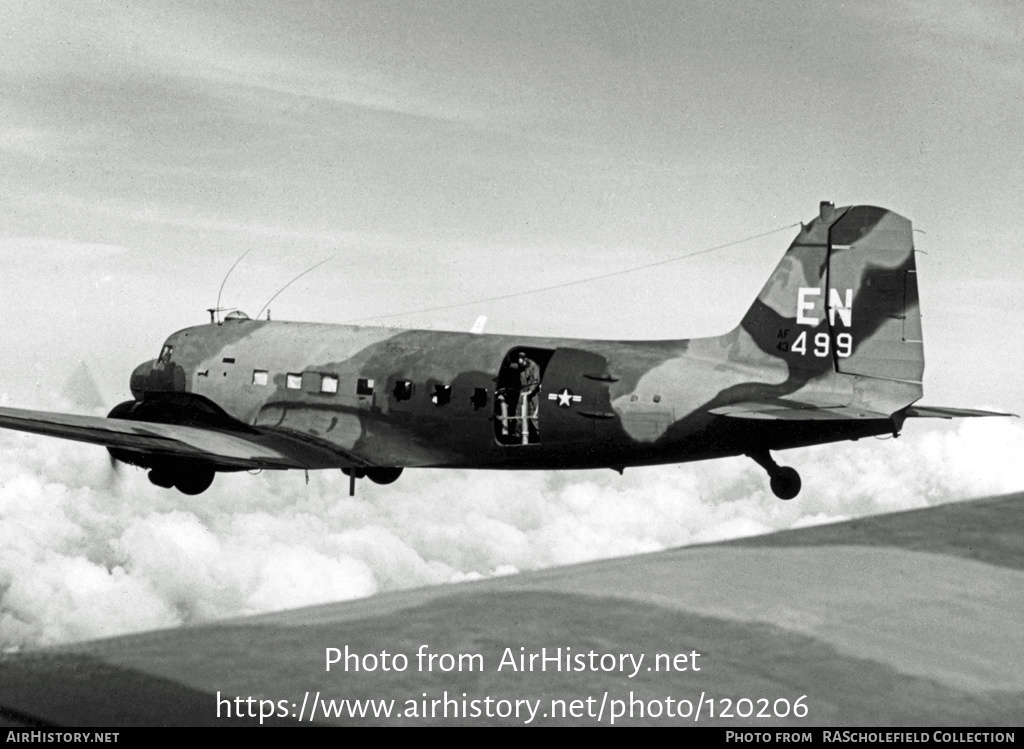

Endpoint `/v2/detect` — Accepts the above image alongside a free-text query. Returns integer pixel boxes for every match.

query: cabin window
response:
[357,378,375,396]
[432,384,452,406]
[252,370,268,386]
[321,374,338,394]
[286,373,302,389]
[471,387,488,410]
[158,345,173,364]
[393,380,413,401]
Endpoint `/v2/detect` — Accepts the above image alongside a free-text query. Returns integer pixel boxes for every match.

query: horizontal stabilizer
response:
[709,401,890,421]
[904,406,1018,419]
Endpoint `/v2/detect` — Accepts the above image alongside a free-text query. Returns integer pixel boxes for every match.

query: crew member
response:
[514,351,540,440]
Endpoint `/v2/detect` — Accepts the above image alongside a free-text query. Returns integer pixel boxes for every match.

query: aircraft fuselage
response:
[128,316,896,475]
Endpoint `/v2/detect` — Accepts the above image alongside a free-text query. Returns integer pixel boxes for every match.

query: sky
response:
[1,1,1023,647]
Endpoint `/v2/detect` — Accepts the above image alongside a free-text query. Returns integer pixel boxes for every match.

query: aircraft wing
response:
[0,406,358,470]
[708,401,890,421]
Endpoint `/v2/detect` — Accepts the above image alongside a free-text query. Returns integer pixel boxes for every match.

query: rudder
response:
[828,205,922,383]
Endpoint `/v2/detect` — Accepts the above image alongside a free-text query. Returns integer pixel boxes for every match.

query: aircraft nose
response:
[130,359,157,400]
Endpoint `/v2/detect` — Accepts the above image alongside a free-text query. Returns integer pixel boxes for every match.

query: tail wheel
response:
[770,466,801,500]
[747,450,802,500]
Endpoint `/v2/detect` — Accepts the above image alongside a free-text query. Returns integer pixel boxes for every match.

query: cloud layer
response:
[2,414,1021,650]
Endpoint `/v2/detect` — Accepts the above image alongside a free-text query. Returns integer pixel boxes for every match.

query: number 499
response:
[791,331,852,358]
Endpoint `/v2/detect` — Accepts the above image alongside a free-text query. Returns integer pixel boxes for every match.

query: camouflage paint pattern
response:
[123,204,924,473]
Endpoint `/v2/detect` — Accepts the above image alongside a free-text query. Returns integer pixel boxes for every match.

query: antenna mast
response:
[208,249,252,324]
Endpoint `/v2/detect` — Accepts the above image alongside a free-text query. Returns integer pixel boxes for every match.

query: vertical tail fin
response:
[733,202,923,385]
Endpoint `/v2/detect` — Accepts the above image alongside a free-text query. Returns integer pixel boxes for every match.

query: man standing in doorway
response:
[514,351,540,442]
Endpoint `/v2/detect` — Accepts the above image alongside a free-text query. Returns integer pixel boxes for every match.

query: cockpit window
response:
[158,345,173,363]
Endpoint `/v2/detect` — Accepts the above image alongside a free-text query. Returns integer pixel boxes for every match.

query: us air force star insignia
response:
[548,388,582,408]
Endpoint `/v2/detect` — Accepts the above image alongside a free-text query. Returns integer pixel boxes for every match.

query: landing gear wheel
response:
[366,467,403,485]
[769,466,801,500]
[148,468,175,489]
[174,468,215,496]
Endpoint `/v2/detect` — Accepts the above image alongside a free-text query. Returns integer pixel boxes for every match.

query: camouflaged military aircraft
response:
[0,202,1008,499]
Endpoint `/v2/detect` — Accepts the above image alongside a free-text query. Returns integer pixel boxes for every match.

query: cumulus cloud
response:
[1,416,1022,650]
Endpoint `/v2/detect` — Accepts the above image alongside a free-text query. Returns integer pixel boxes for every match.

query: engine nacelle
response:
[105,398,222,495]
